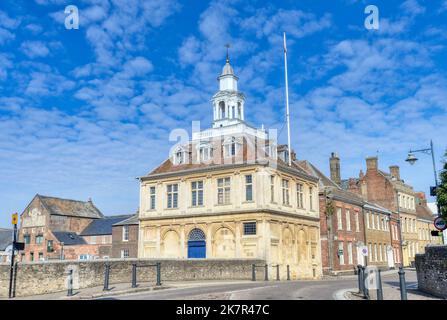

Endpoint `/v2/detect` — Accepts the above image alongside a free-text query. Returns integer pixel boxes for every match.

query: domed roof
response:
[221,61,234,76]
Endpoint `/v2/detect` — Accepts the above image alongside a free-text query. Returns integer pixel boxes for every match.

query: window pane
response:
[243,222,256,235]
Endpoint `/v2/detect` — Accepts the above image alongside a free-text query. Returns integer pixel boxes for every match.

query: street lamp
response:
[405,139,444,242]
[405,153,418,165]
[405,140,439,191]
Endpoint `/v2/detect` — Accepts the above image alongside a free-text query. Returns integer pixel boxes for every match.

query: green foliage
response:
[325,198,335,217]
[438,150,447,219]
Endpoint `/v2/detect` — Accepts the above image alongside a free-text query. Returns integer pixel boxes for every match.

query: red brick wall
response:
[112,225,139,258]
[319,194,365,274]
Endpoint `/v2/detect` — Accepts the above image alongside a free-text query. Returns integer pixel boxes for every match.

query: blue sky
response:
[1,0,446,228]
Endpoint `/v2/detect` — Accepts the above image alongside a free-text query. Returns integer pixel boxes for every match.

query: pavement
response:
[336,269,445,300]
[6,269,443,300]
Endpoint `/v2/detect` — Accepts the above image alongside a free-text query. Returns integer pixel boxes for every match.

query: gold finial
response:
[225,43,231,63]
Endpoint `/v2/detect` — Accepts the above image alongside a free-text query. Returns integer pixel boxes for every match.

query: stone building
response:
[415,192,443,253]
[112,215,139,258]
[299,157,365,275]
[18,194,104,261]
[137,56,322,279]
[0,228,12,264]
[345,157,417,266]
[363,202,395,268]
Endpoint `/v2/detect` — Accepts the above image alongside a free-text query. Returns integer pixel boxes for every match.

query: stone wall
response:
[415,245,447,299]
[0,258,264,298]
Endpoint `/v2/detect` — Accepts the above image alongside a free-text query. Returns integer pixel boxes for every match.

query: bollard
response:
[131,263,137,288]
[276,265,280,281]
[156,262,162,286]
[398,267,407,300]
[361,266,368,298]
[376,269,383,300]
[287,265,290,281]
[264,264,269,281]
[252,264,256,281]
[357,265,362,294]
[103,264,110,291]
[67,269,73,296]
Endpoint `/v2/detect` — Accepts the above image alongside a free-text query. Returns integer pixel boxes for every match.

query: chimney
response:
[290,150,296,161]
[329,152,341,185]
[366,156,378,171]
[389,165,400,181]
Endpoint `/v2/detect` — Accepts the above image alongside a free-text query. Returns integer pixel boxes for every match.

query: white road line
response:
[228,285,280,300]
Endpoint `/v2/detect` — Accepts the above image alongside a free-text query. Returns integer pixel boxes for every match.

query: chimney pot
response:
[366,156,378,171]
[329,152,341,185]
[389,165,400,181]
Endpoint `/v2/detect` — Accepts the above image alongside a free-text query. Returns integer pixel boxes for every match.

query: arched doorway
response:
[188,228,206,258]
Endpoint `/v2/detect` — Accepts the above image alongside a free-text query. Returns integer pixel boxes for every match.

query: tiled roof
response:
[113,214,139,226]
[80,215,133,236]
[0,229,13,251]
[37,195,104,219]
[416,203,435,221]
[52,231,86,245]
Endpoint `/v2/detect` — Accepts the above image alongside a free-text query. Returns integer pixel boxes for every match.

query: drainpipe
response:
[362,206,368,267]
[324,190,334,274]
[395,190,404,268]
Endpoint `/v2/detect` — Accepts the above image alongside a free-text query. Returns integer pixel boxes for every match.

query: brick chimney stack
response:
[366,156,378,171]
[389,165,400,181]
[329,152,341,185]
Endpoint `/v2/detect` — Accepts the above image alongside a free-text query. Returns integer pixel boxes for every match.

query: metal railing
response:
[252,264,291,281]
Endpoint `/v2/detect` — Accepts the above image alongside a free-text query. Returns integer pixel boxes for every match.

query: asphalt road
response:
[102,270,417,300]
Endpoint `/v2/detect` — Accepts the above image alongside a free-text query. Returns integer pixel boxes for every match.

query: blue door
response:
[188,240,206,258]
[188,228,206,258]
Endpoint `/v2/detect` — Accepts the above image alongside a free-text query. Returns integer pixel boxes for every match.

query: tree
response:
[438,150,447,219]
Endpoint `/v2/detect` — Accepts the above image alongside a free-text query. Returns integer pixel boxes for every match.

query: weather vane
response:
[225,43,231,63]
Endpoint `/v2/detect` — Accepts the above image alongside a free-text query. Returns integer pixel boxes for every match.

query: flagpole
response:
[283,32,292,166]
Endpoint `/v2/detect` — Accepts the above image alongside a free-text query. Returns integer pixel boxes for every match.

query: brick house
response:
[79,215,134,259]
[344,157,412,266]
[299,156,365,275]
[18,194,104,262]
[112,215,139,258]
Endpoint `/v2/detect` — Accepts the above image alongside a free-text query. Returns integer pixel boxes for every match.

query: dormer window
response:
[265,144,277,159]
[173,147,187,165]
[198,144,213,162]
[224,137,239,157]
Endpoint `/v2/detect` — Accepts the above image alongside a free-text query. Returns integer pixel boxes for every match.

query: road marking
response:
[228,285,280,300]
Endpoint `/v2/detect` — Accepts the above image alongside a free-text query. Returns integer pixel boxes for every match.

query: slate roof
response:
[37,194,104,219]
[80,215,133,236]
[0,228,13,251]
[113,214,139,226]
[297,160,364,205]
[52,231,86,245]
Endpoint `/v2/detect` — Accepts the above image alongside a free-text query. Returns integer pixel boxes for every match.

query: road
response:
[102,270,417,300]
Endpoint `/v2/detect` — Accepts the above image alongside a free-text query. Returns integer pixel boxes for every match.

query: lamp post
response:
[405,139,444,242]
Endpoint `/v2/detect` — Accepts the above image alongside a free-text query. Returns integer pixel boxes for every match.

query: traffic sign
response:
[430,186,437,197]
[361,246,368,257]
[11,213,18,225]
[434,216,447,231]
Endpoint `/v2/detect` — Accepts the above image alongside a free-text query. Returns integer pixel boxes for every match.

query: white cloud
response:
[21,41,50,58]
